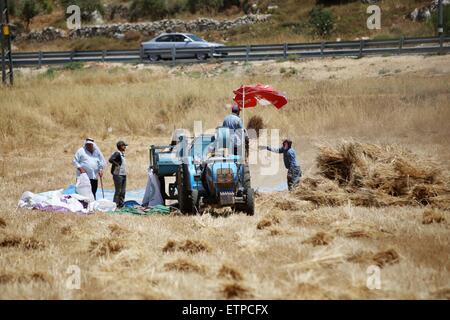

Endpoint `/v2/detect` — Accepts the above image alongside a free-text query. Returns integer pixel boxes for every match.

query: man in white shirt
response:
[72,138,105,200]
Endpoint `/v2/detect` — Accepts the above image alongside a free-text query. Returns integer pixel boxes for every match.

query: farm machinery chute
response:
[149,127,254,215]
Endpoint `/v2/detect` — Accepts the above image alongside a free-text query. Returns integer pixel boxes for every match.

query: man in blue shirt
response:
[223,105,248,157]
[223,105,244,130]
[261,139,302,190]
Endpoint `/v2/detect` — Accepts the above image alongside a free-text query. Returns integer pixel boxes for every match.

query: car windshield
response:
[187,34,205,42]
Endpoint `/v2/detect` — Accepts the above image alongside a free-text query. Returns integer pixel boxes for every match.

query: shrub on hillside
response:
[309,5,335,36]
[129,0,168,21]
[166,0,188,16]
[187,0,224,14]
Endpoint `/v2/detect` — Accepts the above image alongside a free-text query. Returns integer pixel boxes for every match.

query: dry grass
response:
[422,209,447,225]
[0,55,449,299]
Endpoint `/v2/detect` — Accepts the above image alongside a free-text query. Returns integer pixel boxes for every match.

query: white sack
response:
[75,172,95,202]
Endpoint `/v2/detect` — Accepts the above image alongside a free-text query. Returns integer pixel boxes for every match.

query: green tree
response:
[21,0,39,30]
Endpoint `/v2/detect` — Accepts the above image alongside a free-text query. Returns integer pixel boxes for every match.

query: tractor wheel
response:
[191,189,200,215]
[245,188,255,216]
[243,164,251,189]
[177,165,193,214]
[234,165,254,215]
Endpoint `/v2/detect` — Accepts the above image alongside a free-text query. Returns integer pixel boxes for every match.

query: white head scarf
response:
[84,138,106,165]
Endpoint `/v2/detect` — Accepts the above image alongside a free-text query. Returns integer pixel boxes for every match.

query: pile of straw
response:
[295,143,450,208]
[246,115,265,138]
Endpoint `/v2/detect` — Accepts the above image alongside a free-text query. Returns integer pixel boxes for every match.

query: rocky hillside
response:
[10,0,449,51]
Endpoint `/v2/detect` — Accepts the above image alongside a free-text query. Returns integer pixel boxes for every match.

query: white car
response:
[140,33,226,61]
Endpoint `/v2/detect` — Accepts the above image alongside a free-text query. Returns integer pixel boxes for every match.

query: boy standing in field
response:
[109,141,128,208]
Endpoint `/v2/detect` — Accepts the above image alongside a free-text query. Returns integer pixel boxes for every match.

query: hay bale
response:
[164,258,205,274]
[218,265,243,281]
[372,249,400,268]
[257,214,280,230]
[302,232,333,246]
[89,238,124,257]
[246,115,264,138]
[0,235,45,250]
[162,239,210,254]
[220,282,251,299]
[296,142,450,208]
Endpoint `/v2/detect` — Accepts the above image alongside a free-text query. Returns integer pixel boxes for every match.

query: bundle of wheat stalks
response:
[295,142,450,208]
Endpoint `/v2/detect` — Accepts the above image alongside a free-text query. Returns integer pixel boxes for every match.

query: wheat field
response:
[0,55,449,299]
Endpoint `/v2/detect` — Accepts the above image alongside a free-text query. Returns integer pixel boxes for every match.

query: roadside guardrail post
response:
[399,36,404,55]
[102,50,106,62]
[439,34,444,55]
[283,43,288,59]
[359,39,364,58]
[70,50,74,62]
[38,51,42,68]
[139,46,143,62]
[246,45,250,62]
[210,47,214,60]
[171,45,176,65]
[320,42,325,57]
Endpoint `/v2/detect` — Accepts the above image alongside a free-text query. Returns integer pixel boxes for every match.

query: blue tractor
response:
[149,127,254,215]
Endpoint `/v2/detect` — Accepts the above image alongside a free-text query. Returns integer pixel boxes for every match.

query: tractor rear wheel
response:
[177,165,193,214]
[243,164,251,189]
[245,188,255,216]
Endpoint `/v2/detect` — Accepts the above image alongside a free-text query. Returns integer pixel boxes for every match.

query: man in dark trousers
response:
[261,139,302,191]
[109,141,128,208]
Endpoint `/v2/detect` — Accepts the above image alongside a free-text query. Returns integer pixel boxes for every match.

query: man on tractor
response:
[222,104,249,158]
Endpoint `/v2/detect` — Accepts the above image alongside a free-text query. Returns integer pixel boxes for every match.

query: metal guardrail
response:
[11,36,450,67]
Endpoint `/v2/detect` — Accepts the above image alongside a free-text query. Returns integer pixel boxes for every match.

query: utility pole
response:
[0,0,13,85]
[437,0,444,36]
